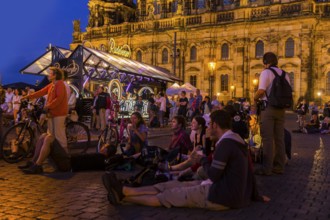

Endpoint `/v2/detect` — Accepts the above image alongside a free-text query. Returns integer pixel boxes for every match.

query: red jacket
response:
[29,80,68,117]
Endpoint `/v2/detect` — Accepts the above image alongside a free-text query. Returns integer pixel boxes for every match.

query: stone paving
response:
[0,112,330,220]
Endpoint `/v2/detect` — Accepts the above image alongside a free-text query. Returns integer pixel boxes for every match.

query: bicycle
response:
[97,111,130,153]
[0,107,91,163]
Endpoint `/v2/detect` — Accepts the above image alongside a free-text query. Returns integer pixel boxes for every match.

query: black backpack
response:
[267,68,293,109]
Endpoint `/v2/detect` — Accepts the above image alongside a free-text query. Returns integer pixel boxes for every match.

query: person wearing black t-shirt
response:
[177,91,188,118]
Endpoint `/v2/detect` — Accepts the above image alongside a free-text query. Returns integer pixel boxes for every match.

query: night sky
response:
[0,0,89,86]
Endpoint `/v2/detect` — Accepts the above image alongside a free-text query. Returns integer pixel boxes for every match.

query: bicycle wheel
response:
[0,123,33,163]
[96,126,119,153]
[66,121,91,153]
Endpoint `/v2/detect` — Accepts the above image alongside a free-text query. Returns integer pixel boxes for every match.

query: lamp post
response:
[208,62,216,98]
[230,85,235,98]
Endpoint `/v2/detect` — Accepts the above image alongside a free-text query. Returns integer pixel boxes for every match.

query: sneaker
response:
[102,172,124,205]
[254,168,272,176]
[22,164,43,174]
[18,161,34,170]
[302,128,308,134]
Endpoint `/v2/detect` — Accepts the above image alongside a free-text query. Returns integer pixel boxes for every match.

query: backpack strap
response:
[268,67,286,79]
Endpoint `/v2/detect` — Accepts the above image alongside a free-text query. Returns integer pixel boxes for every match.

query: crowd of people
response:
[2,51,330,212]
[294,99,330,134]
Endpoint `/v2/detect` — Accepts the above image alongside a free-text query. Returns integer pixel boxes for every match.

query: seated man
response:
[102,110,270,209]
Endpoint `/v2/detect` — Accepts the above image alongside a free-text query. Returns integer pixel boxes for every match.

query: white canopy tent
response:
[166,82,208,96]
[166,83,181,95]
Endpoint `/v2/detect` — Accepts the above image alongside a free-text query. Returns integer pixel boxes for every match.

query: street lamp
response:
[208,62,216,98]
[230,85,235,98]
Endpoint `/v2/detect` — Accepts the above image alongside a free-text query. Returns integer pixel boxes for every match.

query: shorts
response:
[154,180,229,210]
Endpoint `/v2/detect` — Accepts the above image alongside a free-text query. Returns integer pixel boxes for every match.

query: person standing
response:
[12,88,22,123]
[177,91,188,118]
[96,86,108,131]
[156,92,166,127]
[254,52,291,175]
[21,67,68,174]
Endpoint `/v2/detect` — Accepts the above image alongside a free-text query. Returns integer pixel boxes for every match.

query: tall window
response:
[220,74,229,92]
[285,38,295,57]
[289,72,294,92]
[256,40,264,58]
[190,75,197,87]
[190,46,197,61]
[326,72,330,95]
[162,48,169,64]
[221,43,229,60]
[136,50,142,62]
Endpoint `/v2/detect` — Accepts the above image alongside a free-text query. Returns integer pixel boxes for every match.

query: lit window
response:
[162,48,169,64]
[190,46,197,61]
[190,75,197,87]
[285,38,294,57]
[256,40,264,58]
[221,43,229,60]
[220,74,229,92]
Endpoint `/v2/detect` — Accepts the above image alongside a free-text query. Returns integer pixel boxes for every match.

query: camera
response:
[256,100,268,115]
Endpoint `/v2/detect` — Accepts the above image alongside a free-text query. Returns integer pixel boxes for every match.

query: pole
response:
[173,32,177,76]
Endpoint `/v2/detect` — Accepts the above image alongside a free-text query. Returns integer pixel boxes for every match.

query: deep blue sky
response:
[0,0,89,85]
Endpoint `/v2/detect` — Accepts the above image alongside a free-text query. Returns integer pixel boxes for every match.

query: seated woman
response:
[123,112,148,157]
[164,115,193,164]
[302,113,320,134]
[166,116,207,176]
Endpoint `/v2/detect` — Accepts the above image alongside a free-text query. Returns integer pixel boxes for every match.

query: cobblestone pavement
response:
[0,112,330,220]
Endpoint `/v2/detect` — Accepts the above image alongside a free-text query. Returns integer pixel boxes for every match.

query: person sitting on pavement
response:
[122,112,148,157]
[102,110,270,208]
[18,67,68,174]
[301,113,320,134]
[320,116,330,134]
[160,116,208,179]
[164,115,193,165]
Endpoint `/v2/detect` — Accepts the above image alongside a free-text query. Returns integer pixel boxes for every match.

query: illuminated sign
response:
[82,38,131,58]
[54,60,80,77]
[108,38,131,58]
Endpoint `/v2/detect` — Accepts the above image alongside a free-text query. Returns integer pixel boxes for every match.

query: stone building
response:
[70,0,330,104]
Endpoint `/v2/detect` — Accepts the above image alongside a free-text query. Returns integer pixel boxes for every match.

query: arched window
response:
[162,48,169,64]
[288,72,294,93]
[190,75,197,87]
[326,72,330,95]
[221,43,229,60]
[256,40,264,58]
[136,50,142,62]
[220,74,229,92]
[285,38,295,57]
[190,46,197,61]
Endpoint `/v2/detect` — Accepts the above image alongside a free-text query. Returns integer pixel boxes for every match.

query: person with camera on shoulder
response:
[253,52,292,176]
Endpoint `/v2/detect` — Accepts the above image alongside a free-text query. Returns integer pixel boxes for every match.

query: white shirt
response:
[157,97,166,112]
[258,67,291,101]
[5,92,14,103]
[12,95,21,110]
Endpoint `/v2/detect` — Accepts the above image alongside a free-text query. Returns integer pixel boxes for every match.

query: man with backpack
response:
[254,52,292,176]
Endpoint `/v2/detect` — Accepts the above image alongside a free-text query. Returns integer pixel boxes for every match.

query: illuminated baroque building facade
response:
[71,0,330,103]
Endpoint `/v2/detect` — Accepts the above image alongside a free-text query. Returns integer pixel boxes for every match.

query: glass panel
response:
[256,41,264,58]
